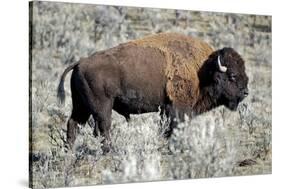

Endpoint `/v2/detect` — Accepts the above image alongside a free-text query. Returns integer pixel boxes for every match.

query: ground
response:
[29,1,271,188]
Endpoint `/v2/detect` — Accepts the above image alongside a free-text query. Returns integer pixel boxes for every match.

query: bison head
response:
[199,47,249,111]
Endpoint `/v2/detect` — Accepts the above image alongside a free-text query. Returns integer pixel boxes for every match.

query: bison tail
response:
[57,62,79,105]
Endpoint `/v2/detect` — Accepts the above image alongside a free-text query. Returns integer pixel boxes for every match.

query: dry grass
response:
[29,1,272,188]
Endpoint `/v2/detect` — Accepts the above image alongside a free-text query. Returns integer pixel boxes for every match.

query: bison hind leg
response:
[88,97,114,153]
[66,111,90,150]
[66,100,90,150]
[66,117,78,149]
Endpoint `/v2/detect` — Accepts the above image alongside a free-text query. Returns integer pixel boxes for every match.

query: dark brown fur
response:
[57,33,249,149]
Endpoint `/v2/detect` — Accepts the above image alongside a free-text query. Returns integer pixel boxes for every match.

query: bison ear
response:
[217,55,227,72]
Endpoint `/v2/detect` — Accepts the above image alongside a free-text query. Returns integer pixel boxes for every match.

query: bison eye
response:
[229,73,236,82]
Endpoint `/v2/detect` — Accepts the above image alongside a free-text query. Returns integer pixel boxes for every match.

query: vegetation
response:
[29,1,271,188]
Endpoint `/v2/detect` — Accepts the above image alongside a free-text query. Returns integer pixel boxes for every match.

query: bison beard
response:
[57,33,249,151]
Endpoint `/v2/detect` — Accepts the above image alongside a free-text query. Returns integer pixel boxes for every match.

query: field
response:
[29,1,272,188]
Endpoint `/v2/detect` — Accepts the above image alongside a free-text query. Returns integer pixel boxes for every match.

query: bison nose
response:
[243,88,249,97]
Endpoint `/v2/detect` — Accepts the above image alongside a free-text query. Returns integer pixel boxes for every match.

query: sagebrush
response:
[29,2,272,188]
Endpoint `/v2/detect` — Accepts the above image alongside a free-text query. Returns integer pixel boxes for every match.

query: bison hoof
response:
[101,143,111,154]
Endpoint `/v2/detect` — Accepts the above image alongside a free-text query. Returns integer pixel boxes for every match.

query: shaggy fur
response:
[130,33,214,107]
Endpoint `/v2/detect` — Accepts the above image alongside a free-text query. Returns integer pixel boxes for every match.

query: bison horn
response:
[217,56,227,72]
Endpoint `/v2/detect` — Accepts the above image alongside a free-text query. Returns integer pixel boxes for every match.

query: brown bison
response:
[57,33,249,149]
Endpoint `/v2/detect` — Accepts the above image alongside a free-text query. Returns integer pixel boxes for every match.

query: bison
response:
[57,33,249,149]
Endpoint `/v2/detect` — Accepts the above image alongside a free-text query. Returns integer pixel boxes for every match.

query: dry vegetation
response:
[29,1,272,188]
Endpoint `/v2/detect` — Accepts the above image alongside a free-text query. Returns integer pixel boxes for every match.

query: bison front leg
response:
[163,105,185,138]
[96,116,112,153]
